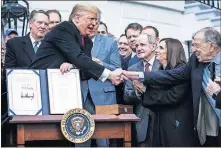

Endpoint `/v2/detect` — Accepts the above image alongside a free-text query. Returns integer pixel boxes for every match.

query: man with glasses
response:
[5,10,49,68]
[47,9,62,32]
[123,27,221,147]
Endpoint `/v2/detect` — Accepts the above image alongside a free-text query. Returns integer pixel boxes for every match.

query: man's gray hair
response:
[141,33,156,44]
[29,10,49,21]
[193,27,221,50]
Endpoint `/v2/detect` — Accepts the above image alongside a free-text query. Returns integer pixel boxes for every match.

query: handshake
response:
[60,63,141,85]
[108,68,141,85]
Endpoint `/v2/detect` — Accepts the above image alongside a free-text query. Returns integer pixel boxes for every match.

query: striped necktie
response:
[33,41,39,53]
[145,62,150,72]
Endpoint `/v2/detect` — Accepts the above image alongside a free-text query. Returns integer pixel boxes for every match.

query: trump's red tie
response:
[81,36,84,47]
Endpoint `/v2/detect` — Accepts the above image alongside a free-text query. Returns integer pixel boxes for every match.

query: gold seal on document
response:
[61,108,95,143]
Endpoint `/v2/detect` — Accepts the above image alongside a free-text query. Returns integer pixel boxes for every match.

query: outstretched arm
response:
[123,64,190,85]
[143,64,190,85]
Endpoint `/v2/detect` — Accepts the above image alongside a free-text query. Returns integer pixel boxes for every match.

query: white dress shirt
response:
[29,34,41,48]
[143,55,155,71]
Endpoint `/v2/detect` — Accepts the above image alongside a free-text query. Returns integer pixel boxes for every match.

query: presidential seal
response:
[61,108,95,143]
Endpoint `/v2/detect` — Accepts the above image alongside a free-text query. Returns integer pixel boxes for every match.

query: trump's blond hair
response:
[69,3,101,21]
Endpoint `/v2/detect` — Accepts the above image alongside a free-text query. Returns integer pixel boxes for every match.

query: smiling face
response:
[118,35,132,57]
[29,13,49,39]
[192,31,214,63]
[126,29,140,50]
[74,11,99,36]
[155,40,167,65]
[136,34,155,60]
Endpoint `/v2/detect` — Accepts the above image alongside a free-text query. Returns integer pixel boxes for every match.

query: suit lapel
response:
[92,35,102,58]
[22,34,35,60]
[192,62,205,99]
[152,58,160,72]
[137,61,144,71]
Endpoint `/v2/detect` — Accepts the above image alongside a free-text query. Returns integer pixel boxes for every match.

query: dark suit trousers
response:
[203,127,221,147]
[194,127,221,147]
[138,110,155,147]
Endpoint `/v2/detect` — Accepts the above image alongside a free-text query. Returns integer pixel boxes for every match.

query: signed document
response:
[7,69,42,115]
[47,69,82,114]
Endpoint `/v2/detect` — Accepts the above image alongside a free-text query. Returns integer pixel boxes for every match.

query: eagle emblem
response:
[61,108,95,143]
[71,116,86,135]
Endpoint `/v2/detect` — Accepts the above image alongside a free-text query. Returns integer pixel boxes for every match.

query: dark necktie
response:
[33,41,39,53]
[208,62,215,81]
[145,63,150,72]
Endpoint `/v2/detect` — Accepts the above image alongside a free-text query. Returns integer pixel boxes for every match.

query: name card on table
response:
[6,69,49,116]
[47,69,83,114]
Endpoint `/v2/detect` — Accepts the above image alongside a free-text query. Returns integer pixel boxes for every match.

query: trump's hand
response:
[92,57,103,66]
[108,68,128,85]
[133,80,146,93]
[206,78,221,96]
[60,62,75,74]
[122,70,140,80]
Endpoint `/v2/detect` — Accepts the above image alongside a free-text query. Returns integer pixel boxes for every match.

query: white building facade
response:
[17,0,220,59]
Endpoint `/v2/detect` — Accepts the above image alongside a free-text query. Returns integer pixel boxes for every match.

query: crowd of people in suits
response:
[1,3,221,147]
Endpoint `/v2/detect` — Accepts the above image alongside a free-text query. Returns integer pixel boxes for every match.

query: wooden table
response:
[10,114,139,147]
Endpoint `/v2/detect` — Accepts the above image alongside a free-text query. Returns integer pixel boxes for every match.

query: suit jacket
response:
[121,54,132,70]
[29,21,104,81]
[216,92,221,109]
[142,53,206,127]
[5,33,35,68]
[81,34,121,105]
[143,65,194,146]
[124,59,159,142]
[128,54,141,67]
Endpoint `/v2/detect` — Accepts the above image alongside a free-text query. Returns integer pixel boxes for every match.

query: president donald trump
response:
[29,3,124,85]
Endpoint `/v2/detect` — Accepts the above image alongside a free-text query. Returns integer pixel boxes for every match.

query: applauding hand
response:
[133,80,146,93]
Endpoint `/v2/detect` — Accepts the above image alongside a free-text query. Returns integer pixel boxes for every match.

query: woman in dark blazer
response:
[142,38,194,146]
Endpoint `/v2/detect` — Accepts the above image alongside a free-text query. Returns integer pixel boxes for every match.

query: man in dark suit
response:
[29,4,123,86]
[5,10,49,68]
[123,27,221,146]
